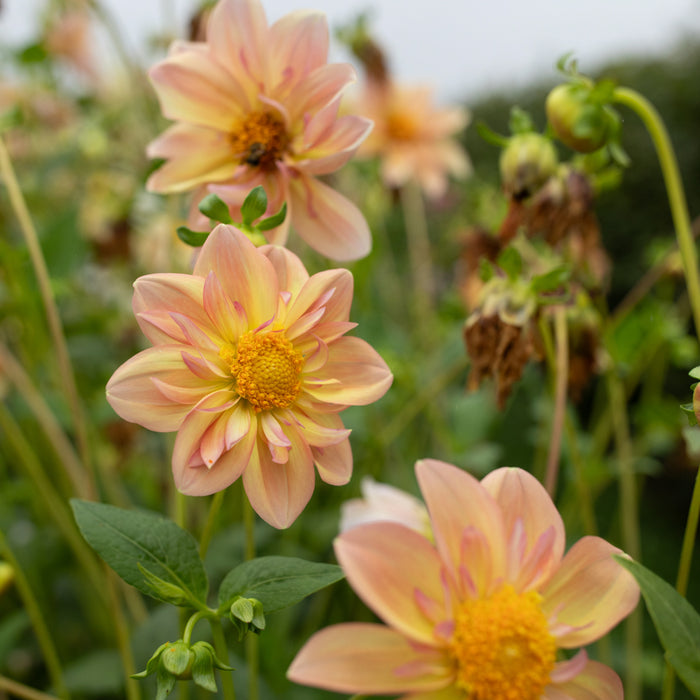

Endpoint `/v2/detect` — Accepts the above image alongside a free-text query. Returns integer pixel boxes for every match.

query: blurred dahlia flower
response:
[339,476,431,538]
[106,225,392,528]
[146,0,373,261]
[289,460,640,698]
[354,80,471,198]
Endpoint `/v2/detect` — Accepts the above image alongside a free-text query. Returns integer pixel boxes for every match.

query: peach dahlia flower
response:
[289,460,640,699]
[354,80,471,198]
[106,225,392,528]
[146,0,373,261]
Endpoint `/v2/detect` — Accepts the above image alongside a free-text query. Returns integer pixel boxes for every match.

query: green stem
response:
[0,532,70,700]
[0,136,94,490]
[607,372,641,700]
[182,610,210,646]
[613,87,700,341]
[0,675,59,700]
[662,465,700,700]
[210,619,236,700]
[242,493,259,700]
[200,491,225,560]
[544,307,568,497]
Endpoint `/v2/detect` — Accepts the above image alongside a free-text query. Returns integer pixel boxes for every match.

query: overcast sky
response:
[3,0,700,102]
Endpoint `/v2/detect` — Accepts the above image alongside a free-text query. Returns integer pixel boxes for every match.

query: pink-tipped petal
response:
[303,336,392,405]
[203,272,248,343]
[287,623,452,695]
[334,522,448,644]
[259,245,309,299]
[148,46,248,128]
[287,173,371,261]
[146,124,239,193]
[541,537,640,648]
[545,659,623,700]
[286,62,356,123]
[242,426,315,528]
[285,268,353,333]
[481,467,565,582]
[415,460,507,587]
[194,225,279,329]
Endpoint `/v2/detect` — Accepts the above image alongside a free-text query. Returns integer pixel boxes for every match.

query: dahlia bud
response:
[546,82,616,153]
[499,133,558,201]
[230,596,266,638]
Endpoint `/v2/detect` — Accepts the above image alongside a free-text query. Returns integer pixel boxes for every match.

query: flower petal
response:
[312,437,352,485]
[242,424,315,528]
[194,224,279,329]
[303,336,392,406]
[286,63,356,124]
[149,43,248,128]
[540,537,640,648]
[287,623,452,695]
[287,173,371,261]
[545,659,623,700]
[334,522,449,645]
[146,123,239,193]
[203,271,248,343]
[481,467,565,587]
[415,460,507,589]
[285,268,353,333]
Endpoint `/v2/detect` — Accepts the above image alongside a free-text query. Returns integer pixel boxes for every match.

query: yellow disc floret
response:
[449,585,556,700]
[231,110,289,169]
[221,332,304,412]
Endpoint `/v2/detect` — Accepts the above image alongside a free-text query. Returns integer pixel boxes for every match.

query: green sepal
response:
[476,122,509,148]
[131,641,170,679]
[198,194,232,224]
[531,267,570,294]
[240,186,268,226]
[509,106,535,135]
[191,645,217,693]
[155,664,177,700]
[177,226,210,247]
[256,202,288,232]
[615,556,700,698]
[137,564,198,608]
[688,366,700,381]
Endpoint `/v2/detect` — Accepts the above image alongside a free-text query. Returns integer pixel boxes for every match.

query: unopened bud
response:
[500,133,557,201]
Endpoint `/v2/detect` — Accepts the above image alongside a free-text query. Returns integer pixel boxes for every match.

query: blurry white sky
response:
[2,0,700,101]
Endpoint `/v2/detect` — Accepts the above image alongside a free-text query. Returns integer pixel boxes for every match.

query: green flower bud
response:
[499,133,558,201]
[160,641,195,679]
[230,596,266,639]
[546,83,615,153]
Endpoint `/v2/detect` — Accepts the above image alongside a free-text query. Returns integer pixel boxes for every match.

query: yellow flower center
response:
[386,111,417,141]
[449,585,556,700]
[231,110,289,169]
[220,332,304,412]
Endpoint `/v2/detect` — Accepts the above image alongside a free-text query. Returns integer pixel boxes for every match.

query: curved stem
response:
[0,532,70,700]
[0,137,93,488]
[544,307,569,497]
[210,619,236,700]
[613,87,700,341]
[182,610,211,645]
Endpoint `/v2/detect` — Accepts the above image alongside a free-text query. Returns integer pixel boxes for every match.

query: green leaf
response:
[137,564,195,607]
[531,266,570,294]
[475,122,509,148]
[240,186,268,225]
[176,226,210,247]
[478,258,496,282]
[256,202,288,232]
[217,556,344,615]
[689,366,700,381]
[497,246,522,280]
[71,500,208,607]
[615,557,700,698]
[198,194,232,224]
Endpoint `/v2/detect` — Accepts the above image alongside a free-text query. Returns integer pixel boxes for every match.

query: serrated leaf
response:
[217,556,344,615]
[497,246,522,280]
[198,194,232,224]
[71,500,208,607]
[616,557,700,698]
[176,226,210,247]
[256,202,287,232]
[240,186,268,225]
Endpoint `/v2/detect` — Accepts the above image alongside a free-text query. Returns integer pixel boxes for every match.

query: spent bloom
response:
[353,79,471,198]
[106,225,392,528]
[289,460,640,699]
[339,476,431,538]
[146,0,373,261]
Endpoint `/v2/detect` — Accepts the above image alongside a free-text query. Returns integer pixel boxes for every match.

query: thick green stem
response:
[182,610,210,646]
[607,372,641,700]
[0,136,93,488]
[210,620,236,700]
[200,490,225,560]
[0,532,70,700]
[242,493,259,700]
[613,87,700,341]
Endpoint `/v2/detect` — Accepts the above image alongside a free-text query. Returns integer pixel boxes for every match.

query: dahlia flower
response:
[106,224,392,528]
[146,0,373,261]
[289,460,640,698]
[354,80,471,198]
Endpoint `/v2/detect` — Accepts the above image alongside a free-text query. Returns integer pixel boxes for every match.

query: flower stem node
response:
[546,82,617,154]
[133,640,233,699]
[500,133,558,201]
[230,596,266,638]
